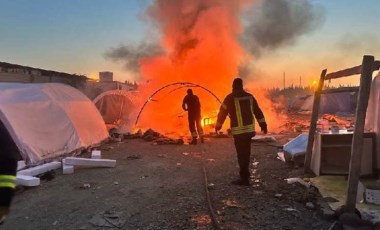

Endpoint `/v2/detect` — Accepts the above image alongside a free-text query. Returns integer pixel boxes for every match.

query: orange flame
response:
[134,0,287,135]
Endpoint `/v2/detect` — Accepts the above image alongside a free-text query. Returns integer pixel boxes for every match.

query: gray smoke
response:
[241,0,325,57]
[104,42,165,73]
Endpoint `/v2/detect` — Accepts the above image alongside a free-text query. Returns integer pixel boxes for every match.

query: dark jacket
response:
[216,88,267,136]
[0,121,18,208]
[182,94,201,117]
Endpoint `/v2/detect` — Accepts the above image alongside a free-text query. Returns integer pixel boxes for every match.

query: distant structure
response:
[0,62,87,89]
[99,71,113,82]
[84,71,138,99]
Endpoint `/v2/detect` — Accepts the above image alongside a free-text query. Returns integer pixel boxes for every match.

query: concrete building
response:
[99,71,113,82]
[83,71,138,99]
[0,62,87,90]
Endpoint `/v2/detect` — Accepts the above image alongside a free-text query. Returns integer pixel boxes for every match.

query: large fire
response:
[134,0,286,136]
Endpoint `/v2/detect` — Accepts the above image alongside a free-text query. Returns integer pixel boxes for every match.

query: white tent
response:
[365,72,380,168]
[0,83,109,163]
[93,90,140,134]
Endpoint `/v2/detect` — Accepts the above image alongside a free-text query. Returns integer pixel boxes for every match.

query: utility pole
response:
[300,76,302,88]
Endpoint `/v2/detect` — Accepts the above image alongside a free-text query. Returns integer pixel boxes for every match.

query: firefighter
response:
[182,89,204,144]
[0,121,18,224]
[215,78,267,186]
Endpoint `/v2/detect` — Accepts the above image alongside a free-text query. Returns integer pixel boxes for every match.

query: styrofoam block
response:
[17,160,26,171]
[18,161,61,176]
[91,150,101,159]
[62,164,74,174]
[64,157,116,168]
[16,175,40,187]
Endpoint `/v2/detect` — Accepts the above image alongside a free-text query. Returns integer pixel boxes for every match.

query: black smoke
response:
[241,0,325,57]
[104,42,165,73]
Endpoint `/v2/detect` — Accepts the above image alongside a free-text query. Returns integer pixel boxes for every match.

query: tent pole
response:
[304,69,327,172]
[345,55,375,213]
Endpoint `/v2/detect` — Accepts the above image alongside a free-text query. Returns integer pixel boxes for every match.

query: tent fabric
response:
[0,83,109,164]
[93,90,139,133]
[289,92,356,114]
[365,73,380,168]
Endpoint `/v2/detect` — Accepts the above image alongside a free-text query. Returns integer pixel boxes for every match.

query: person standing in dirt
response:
[182,89,204,145]
[215,78,268,186]
[0,121,18,224]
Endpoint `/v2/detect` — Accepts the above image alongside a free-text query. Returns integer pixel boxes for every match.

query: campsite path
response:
[3,136,333,230]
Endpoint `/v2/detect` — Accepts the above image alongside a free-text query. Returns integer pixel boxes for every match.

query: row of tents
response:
[0,83,138,164]
[0,78,378,165]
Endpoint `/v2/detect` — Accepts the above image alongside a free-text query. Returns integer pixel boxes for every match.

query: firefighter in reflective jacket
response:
[0,121,18,224]
[215,78,267,186]
[182,89,204,144]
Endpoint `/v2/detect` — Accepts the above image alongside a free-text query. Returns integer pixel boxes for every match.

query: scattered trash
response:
[176,163,182,167]
[182,152,190,156]
[305,202,315,209]
[82,183,91,189]
[252,162,259,167]
[276,151,286,162]
[206,159,215,162]
[283,134,308,163]
[252,135,277,142]
[285,178,311,188]
[275,193,283,198]
[89,210,126,228]
[114,181,119,185]
[207,183,215,190]
[157,154,167,158]
[52,221,58,226]
[126,154,142,160]
[223,199,243,208]
[283,207,299,212]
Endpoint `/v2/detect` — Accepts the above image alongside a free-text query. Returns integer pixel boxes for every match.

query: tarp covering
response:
[289,92,356,114]
[0,83,109,163]
[93,90,140,133]
[366,73,380,168]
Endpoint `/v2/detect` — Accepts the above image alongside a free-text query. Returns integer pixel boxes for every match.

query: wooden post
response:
[304,69,327,172]
[345,55,375,212]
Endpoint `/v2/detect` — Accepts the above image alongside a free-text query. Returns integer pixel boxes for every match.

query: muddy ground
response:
[2,129,336,230]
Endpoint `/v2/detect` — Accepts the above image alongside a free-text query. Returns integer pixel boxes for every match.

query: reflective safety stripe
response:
[234,99,243,127]
[221,103,227,110]
[191,132,198,137]
[0,175,16,181]
[0,175,16,188]
[231,124,254,135]
[258,118,266,123]
[0,182,16,189]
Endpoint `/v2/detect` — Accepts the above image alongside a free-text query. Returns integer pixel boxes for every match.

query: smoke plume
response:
[104,42,165,74]
[241,0,325,57]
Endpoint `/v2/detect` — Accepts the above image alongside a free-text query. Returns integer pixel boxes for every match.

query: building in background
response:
[83,71,138,99]
[0,62,138,99]
[0,62,87,90]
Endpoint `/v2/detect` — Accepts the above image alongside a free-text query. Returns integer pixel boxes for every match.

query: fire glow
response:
[134,0,286,135]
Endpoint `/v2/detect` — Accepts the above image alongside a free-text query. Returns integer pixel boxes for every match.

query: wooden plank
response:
[325,66,361,80]
[325,60,380,80]
[345,55,375,213]
[304,69,327,172]
[321,87,359,94]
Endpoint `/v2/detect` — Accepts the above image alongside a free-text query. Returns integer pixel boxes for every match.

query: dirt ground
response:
[2,128,336,230]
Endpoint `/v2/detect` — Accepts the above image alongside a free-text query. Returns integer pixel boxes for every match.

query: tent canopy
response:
[0,83,109,163]
[289,92,357,114]
[93,90,140,133]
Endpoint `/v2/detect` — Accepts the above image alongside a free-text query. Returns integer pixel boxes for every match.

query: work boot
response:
[231,179,250,186]
[189,138,197,145]
[200,136,204,143]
